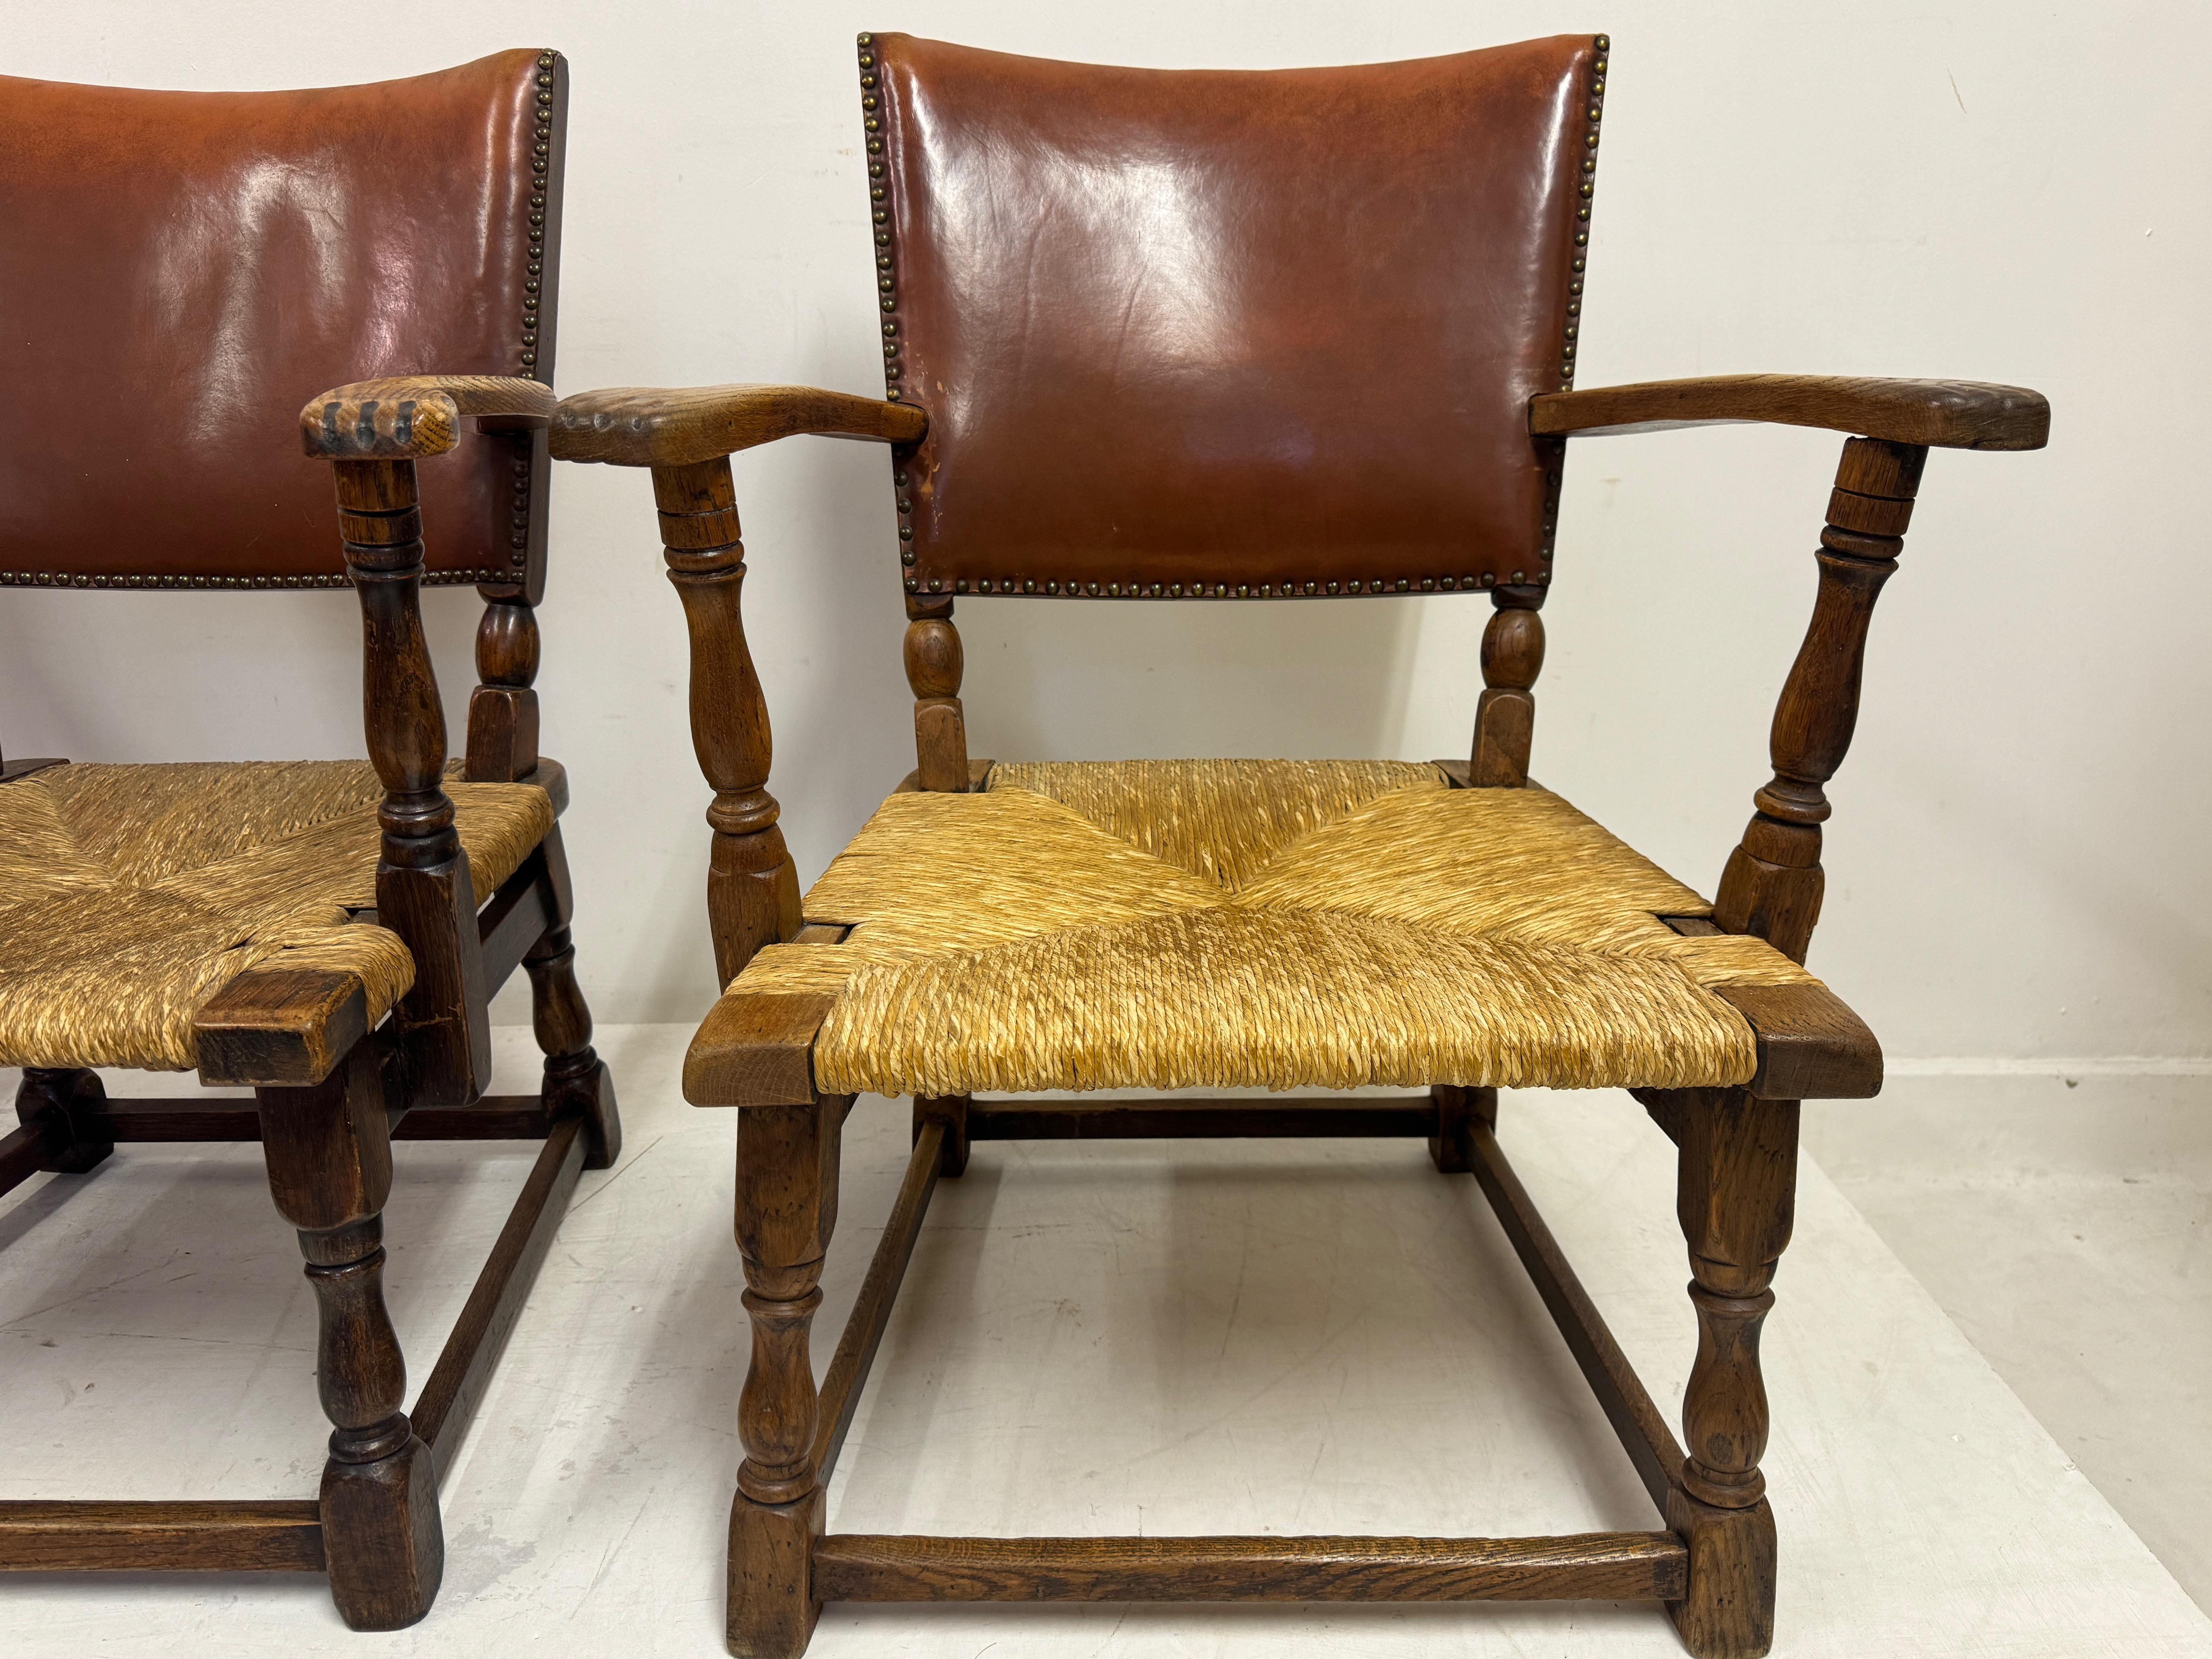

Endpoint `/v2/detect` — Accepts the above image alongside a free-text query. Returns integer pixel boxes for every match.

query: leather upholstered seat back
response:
[0,50,563,591]
[863,32,1603,603]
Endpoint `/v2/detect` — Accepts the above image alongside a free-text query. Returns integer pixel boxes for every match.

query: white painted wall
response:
[6,2,2206,1068]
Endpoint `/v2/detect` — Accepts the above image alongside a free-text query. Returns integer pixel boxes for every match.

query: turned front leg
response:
[259,1045,441,1630]
[1668,1086,1798,1659]
[653,458,802,988]
[730,1098,845,1658]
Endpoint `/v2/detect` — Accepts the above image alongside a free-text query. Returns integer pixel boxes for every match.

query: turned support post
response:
[1471,584,1546,786]
[465,589,542,782]
[652,459,802,989]
[331,459,489,1105]
[1713,437,1927,963]
[729,1098,845,1657]
[259,1043,441,1629]
[904,593,971,792]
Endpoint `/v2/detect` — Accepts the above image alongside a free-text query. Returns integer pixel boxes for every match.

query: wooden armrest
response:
[1530,375,2049,452]
[300,375,556,461]
[549,384,929,468]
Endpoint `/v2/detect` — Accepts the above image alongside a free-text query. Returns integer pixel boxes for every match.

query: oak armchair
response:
[551,31,2048,1659]
[0,51,616,1630]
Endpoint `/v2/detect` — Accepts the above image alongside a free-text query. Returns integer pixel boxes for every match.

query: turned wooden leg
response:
[15,1068,114,1175]
[259,1045,441,1630]
[729,1098,844,1658]
[1426,1084,1495,1173]
[912,1094,969,1176]
[1668,1086,1798,1659]
[521,827,620,1170]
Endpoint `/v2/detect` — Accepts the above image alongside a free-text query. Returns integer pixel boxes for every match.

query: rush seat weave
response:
[0,760,553,1071]
[728,759,1818,1096]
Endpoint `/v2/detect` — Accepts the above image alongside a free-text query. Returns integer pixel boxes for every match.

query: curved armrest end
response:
[550,384,929,468]
[301,375,556,461]
[1531,374,2050,452]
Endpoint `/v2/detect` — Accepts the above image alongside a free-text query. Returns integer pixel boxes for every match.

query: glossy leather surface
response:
[0,51,560,586]
[869,33,1598,600]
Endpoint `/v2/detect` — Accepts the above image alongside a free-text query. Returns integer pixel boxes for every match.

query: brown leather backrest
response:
[864,33,1603,602]
[0,50,564,593]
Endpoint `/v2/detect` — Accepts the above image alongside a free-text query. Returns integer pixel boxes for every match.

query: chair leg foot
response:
[727,1488,823,1658]
[524,923,622,1169]
[1665,1488,1776,1659]
[16,1068,115,1174]
[322,1431,444,1630]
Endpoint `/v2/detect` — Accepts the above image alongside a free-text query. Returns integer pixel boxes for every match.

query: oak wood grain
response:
[1712,983,1882,1101]
[685,992,836,1108]
[809,1531,1689,1603]
[195,966,369,1088]
[0,1501,326,1573]
[300,376,556,461]
[1530,374,2049,451]
[552,384,927,468]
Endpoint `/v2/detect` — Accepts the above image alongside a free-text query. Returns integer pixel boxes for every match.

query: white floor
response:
[1807,1071,2212,1615]
[2,1025,2207,1656]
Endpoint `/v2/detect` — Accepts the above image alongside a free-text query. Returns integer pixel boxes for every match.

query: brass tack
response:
[904,577,918,591]
[928,577,941,591]
[955,579,968,592]
[1326,581,1339,594]
[1025,579,1036,592]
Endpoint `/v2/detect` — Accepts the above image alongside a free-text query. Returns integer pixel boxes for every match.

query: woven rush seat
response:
[728,758,1820,1096]
[0,760,552,1072]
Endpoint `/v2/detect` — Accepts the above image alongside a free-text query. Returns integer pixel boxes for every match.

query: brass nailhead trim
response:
[0,569,504,590]
[915,573,1506,600]
[862,33,921,570]
[1560,37,1607,393]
